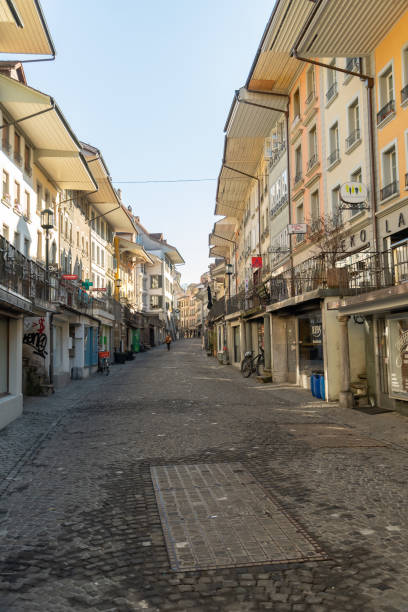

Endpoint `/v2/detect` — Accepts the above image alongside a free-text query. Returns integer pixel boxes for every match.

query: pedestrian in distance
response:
[165,334,172,351]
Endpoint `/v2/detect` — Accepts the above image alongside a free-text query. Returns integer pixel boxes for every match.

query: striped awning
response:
[0,0,55,55]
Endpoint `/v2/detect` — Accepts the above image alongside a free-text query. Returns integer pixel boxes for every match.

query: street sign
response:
[340,181,368,204]
[62,274,78,280]
[251,256,263,269]
[98,351,110,358]
[288,223,307,235]
[81,279,93,290]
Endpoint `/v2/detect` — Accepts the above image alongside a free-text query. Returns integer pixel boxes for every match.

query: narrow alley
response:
[0,340,408,612]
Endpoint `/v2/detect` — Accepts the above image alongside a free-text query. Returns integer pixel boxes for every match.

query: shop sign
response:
[311,320,322,344]
[288,223,307,234]
[340,182,368,204]
[381,207,408,236]
[340,228,370,252]
[98,351,110,358]
[89,287,107,292]
[61,274,78,280]
[251,256,262,269]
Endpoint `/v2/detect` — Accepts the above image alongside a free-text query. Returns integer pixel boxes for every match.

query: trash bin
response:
[320,375,326,400]
[311,373,320,397]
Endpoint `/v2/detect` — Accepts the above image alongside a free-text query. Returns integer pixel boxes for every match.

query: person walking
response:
[165,334,172,351]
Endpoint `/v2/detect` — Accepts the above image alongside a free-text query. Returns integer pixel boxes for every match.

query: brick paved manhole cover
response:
[287,424,387,448]
[150,463,327,571]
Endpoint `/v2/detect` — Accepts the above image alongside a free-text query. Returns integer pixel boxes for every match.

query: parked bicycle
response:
[241,346,264,378]
[98,351,110,376]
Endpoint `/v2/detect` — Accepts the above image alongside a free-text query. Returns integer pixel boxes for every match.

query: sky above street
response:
[25,0,273,285]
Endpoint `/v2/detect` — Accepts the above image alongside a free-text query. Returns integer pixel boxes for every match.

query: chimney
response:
[117,188,122,200]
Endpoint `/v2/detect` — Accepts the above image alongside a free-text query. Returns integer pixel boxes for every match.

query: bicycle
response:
[241,346,264,378]
[98,352,110,376]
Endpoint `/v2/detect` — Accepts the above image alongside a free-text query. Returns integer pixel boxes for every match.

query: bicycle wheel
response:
[241,357,252,378]
[256,354,265,376]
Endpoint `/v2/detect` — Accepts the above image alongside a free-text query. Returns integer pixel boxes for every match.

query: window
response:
[346,99,360,149]
[296,202,304,243]
[14,181,20,208]
[293,89,300,122]
[2,224,9,240]
[331,185,341,217]
[308,126,318,170]
[402,47,408,103]
[36,182,42,211]
[2,118,9,152]
[306,67,315,103]
[77,231,80,247]
[2,171,9,203]
[100,221,105,240]
[23,191,30,218]
[326,59,337,102]
[328,122,340,166]
[295,145,302,182]
[150,274,162,289]
[45,189,50,207]
[150,295,163,309]
[101,249,104,267]
[310,190,320,224]
[24,238,30,257]
[378,64,395,123]
[97,246,100,265]
[381,144,398,200]
[14,132,21,164]
[37,231,42,261]
[24,144,30,172]
[14,231,20,250]
[92,242,95,262]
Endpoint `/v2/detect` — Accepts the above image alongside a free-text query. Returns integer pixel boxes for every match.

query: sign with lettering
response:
[288,223,307,234]
[251,256,263,269]
[62,274,78,280]
[340,182,368,204]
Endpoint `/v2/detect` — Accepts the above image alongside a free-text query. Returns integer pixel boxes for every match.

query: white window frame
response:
[380,138,399,191]
[377,59,395,111]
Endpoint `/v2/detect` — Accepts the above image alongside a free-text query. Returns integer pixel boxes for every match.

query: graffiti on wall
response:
[23,317,48,359]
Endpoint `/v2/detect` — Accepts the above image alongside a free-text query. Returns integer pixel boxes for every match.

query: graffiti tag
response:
[23,332,48,358]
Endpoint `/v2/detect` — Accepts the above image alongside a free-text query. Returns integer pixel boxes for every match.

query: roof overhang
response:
[117,236,154,264]
[0,74,96,190]
[163,245,184,265]
[209,245,229,259]
[246,0,314,93]
[0,0,55,56]
[296,0,408,58]
[81,143,135,233]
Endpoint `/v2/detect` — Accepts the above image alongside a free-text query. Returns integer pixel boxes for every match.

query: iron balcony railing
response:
[326,81,338,103]
[307,153,319,172]
[346,57,360,72]
[377,99,395,125]
[402,84,408,104]
[380,180,398,201]
[270,193,288,217]
[327,148,340,167]
[294,171,303,185]
[345,128,361,149]
[207,297,226,321]
[0,235,49,303]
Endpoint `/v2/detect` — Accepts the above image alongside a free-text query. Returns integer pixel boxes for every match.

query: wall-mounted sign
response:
[251,256,263,269]
[81,279,93,290]
[288,223,307,235]
[340,182,368,204]
[89,287,107,292]
[61,274,78,280]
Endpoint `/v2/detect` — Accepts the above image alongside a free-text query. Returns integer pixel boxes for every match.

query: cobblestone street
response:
[1,339,408,612]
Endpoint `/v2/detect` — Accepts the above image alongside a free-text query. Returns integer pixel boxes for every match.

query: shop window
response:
[298,312,323,372]
[388,317,408,399]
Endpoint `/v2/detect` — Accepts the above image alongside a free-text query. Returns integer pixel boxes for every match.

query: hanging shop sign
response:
[61,274,78,280]
[251,256,263,269]
[288,223,307,235]
[89,287,107,292]
[311,320,322,344]
[340,182,368,207]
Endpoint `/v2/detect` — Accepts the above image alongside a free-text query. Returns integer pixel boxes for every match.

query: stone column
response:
[271,315,288,383]
[263,314,271,372]
[337,315,354,408]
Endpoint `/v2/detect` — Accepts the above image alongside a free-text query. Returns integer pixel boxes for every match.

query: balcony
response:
[307,153,319,173]
[326,82,338,104]
[380,180,399,201]
[345,128,361,151]
[401,84,408,105]
[377,99,395,125]
[207,297,226,321]
[270,193,288,217]
[327,148,340,168]
[268,142,286,170]
[345,57,360,73]
[0,235,49,305]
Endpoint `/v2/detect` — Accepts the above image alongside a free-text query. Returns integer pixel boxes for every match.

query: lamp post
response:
[226,263,233,301]
[40,208,54,300]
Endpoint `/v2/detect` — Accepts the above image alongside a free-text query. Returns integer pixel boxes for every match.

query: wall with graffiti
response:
[22,315,50,394]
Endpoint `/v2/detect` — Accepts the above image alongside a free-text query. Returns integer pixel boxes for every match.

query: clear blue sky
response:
[26,0,273,285]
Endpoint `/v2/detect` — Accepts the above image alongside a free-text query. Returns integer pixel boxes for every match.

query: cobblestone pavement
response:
[1,339,408,612]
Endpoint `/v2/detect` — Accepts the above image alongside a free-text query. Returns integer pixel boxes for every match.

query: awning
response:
[0,0,55,56]
[209,245,229,259]
[246,0,314,93]
[81,142,135,233]
[209,217,236,246]
[296,0,408,58]
[117,236,154,264]
[163,244,184,265]
[225,88,287,137]
[0,74,96,190]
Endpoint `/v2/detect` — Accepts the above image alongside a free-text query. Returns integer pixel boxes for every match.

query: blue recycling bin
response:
[320,375,326,400]
[311,374,320,397]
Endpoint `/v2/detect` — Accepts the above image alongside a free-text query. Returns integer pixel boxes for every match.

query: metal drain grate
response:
[151,463,327,571]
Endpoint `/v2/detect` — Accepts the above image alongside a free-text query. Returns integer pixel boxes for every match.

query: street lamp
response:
[226,263,233,301]
[40,208,54,299]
